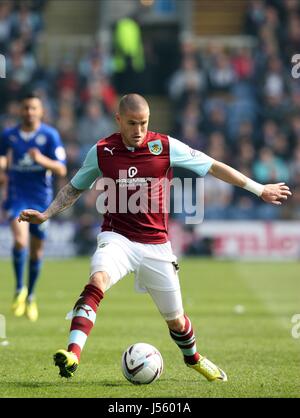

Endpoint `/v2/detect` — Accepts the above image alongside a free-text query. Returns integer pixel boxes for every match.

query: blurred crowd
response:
[1,0,300,254]
[169,0,300,223]
[0,0,119,253]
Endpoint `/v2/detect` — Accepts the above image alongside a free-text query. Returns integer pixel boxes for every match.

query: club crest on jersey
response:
[35,134,47,146]
[148,140,163,155]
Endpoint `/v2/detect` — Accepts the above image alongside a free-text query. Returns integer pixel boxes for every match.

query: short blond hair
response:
[119,94,149,115]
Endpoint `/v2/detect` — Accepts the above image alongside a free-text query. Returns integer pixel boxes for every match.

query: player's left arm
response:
[30,128,67,177]
[209,160,292,205]
[28,148,66,176]
[169,136,292,205]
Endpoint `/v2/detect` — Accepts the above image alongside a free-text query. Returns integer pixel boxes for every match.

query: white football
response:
[121,343,163,385]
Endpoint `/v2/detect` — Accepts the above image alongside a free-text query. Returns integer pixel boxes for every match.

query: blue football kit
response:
[0,123,66,239]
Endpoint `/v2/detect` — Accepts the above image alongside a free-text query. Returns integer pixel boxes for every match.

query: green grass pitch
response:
[0,257,299,398]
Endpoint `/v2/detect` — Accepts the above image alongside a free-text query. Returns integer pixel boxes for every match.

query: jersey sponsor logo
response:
[104,146,115,155]
[35,134,47,146]
[128,166,138,178]
[96,174,205,224]
[148,140,163,155]
[115,167,151,187]
[9,135,17,143]
[18,153,34,167]
[12,152,44,172]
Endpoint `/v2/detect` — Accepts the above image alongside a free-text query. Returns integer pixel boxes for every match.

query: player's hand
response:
[28,148,43,164]
[261,183,292,205]
[18,209,48,224]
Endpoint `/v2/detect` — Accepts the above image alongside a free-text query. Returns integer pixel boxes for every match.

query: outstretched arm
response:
[209,160,292,205]
[18,182,83,224]
[18,144,101,224]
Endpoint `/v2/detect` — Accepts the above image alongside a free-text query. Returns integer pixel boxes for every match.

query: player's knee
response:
[30,251,43,261]
[89,271,109,293]
[14,240,27,250]
[166,315,186,333]
[30,246,43,260]
[13,230,28,249]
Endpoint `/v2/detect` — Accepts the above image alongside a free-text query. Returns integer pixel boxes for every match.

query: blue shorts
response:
[3,198,49,240]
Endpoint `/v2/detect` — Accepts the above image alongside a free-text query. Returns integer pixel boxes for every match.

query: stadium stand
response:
[1,0,300,255]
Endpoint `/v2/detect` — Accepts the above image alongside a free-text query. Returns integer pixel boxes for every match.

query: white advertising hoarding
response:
[1,221,300,260]
[194,221,300,259]
[0,222,76,258]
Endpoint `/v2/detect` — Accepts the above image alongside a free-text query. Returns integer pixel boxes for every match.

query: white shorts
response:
[90,231,184,320]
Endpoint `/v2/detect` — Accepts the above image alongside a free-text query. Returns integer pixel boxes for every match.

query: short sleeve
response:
[71,145,102,190]
[169,136,213,177]
[47,129,67,164]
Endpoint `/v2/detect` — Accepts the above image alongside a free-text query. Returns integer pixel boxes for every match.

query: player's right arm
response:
[0,131,8,187]
[18,145,102,224]
[18,183,83,223]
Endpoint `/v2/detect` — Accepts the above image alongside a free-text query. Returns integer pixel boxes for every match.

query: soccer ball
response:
[121,343,163,384]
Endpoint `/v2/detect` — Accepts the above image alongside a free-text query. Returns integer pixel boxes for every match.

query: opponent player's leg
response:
[10,217,29,316]
[26,232,45,322]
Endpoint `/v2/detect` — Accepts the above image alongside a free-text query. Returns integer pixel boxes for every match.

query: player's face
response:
[21,98,43,128]
[116,109,149,148]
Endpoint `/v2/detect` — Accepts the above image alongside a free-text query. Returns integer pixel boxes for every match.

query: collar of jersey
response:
[19,126,41,142]
[120,131,149,152]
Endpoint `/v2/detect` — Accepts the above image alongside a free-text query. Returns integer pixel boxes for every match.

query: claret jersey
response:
[71,131,213,244]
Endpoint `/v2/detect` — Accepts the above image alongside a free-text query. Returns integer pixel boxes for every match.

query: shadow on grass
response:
[1,380,129,389]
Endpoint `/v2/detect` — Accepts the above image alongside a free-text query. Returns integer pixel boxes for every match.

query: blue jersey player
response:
[0,94,67,321]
